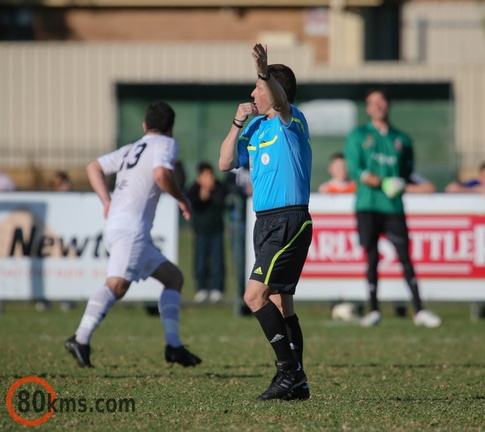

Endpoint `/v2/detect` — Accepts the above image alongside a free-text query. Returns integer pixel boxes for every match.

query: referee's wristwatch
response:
[258,71,271,81]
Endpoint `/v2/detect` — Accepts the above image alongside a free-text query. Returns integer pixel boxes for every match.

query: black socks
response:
[254,302,294,364]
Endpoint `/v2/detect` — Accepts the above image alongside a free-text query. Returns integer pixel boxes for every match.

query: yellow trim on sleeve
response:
[292,118,306,134]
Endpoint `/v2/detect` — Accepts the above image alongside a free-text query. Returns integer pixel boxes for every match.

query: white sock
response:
[159,289,182,347]
[75,286,117,345]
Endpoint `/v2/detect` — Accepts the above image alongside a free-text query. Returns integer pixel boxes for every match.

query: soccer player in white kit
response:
[65,101,202,368]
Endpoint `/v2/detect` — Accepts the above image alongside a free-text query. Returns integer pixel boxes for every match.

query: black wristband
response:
[232,119,243,129]
[258,71,271,81]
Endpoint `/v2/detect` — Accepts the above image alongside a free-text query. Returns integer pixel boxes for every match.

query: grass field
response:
[1,301,484,431]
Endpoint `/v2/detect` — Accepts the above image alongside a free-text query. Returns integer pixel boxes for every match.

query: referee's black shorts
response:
[250,205,312,295]
[356,211,409,249]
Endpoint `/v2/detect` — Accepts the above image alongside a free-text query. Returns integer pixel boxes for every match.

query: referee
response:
[219,44,312,400]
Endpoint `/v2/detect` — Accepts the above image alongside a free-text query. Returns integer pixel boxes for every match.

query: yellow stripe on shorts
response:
[264,220,313,286]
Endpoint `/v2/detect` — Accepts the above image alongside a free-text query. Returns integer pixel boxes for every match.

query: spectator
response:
[187,162,228,304]
[405,172,437,193]
[445,162,485,193]
[318,152,357,194]
[49,171,73,192]
[0,171,16,191]
[344,87,441,328]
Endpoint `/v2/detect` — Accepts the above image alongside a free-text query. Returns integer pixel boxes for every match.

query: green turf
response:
[1,302,484,431]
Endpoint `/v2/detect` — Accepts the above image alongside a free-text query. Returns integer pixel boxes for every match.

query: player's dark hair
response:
[268,64,297,103]
[364,87,390,103]
[144,101,175,133]
[479,161,485,172]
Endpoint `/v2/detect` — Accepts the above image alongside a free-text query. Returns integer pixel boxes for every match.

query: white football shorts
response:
[103,229,168,282]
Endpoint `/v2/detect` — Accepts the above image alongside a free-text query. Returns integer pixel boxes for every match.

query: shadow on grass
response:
[343,395,485,402]
[203,372,262,379]
[0,370,264,380]
[324,363,485,369]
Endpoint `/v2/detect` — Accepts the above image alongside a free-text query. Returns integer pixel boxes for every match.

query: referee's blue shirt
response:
[237,105,312,212]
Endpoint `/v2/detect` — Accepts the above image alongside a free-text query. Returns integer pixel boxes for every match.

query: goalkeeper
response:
[344,87,441,328]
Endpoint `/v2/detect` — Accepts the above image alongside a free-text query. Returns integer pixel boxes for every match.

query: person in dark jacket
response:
[187,161,228,303]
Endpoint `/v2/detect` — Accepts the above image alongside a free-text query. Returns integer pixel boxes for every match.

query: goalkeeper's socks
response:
[75,285,116,345]
[369,283,379,311]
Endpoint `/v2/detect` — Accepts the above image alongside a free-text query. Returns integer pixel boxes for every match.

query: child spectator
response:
[49,171,73,191]
[318,152,356,194]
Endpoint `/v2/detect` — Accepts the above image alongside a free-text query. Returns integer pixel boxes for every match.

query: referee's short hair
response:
[268,64,297,104]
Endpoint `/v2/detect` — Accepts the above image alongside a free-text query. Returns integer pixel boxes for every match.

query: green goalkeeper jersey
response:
[344,122,414,214]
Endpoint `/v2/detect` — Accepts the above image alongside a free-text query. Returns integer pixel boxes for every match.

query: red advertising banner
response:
[303,214,485,278]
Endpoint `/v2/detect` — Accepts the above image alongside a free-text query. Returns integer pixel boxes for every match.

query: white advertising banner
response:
[246,194,485,302]
[0,192,178,301]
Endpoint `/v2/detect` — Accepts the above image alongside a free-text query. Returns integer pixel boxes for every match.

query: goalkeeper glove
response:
[381,177,405,198]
